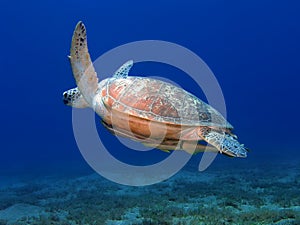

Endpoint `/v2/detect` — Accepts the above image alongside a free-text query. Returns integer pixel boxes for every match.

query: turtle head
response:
[62,87,89,108]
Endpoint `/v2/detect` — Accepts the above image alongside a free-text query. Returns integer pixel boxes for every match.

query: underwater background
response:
[1,0,300,224]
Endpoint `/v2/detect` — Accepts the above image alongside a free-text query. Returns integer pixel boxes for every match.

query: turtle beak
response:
[63,98,69,105]
[62,92,70,105]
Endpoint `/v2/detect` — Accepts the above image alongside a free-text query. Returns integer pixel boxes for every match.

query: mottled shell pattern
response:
[102,76,233,129]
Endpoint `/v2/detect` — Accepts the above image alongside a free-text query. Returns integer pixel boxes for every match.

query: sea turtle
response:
[63,21,249,157]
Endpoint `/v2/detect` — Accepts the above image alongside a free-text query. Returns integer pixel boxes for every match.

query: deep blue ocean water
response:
[1,0,300,224]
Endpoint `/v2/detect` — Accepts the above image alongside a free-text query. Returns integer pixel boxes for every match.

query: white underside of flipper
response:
[70,21,98,107]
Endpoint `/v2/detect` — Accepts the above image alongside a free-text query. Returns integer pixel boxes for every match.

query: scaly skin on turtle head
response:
[62,87,89,108]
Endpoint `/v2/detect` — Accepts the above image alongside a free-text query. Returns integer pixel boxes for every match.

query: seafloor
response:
[0,159,299,225]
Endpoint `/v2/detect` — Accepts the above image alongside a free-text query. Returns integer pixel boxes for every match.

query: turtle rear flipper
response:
[70,21,98,107]
[198,127,248,157]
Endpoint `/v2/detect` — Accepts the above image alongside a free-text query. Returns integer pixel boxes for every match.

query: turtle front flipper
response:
[197,127,248,157]
[70,21,98,107]
[113,60,134,78]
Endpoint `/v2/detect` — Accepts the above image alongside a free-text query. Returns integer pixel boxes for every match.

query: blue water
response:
[1,0,300,223]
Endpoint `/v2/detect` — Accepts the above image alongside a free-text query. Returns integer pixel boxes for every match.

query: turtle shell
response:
[101,77,233,129]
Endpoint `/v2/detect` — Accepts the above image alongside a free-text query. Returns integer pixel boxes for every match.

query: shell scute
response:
[104,76,232,128]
